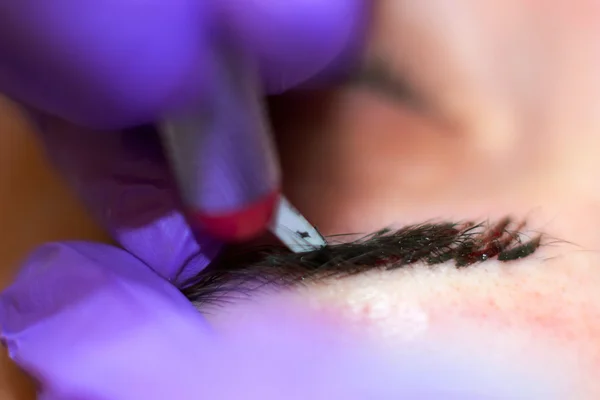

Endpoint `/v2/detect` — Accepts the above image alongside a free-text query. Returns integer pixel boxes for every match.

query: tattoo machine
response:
[159,39,326,254]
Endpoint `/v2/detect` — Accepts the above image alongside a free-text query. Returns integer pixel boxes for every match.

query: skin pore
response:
[2,0,600,398]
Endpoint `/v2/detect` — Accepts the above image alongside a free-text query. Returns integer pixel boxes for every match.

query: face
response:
[186,1,600,397]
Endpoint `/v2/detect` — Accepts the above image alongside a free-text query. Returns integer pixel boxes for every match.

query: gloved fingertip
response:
[20,114,221,281]
[0,241,211,399]
[0,243,67,337]
[220,0,372,93]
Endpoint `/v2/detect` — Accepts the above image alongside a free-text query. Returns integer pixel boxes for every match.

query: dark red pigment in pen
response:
[190,190,279,242]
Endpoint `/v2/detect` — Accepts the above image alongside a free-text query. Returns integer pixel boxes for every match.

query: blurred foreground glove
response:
[0,0,369,398]
[0,0,368,129]
[0,242,216,399]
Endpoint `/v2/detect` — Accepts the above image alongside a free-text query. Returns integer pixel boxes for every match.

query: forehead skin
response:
[208,1,600,397]
[205,217,600,398]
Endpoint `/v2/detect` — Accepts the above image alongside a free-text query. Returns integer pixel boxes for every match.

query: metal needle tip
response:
[270,197,327,253]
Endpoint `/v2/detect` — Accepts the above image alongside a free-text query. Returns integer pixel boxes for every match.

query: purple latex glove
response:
[0,0,367,129]
[0,1,369,398]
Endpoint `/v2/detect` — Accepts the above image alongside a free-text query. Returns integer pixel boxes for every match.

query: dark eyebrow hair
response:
[181,217,542,309]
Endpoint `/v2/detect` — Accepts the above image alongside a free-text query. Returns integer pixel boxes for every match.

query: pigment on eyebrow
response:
[181,217,542,307]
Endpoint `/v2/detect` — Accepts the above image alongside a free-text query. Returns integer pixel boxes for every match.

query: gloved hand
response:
[0,1,368,398]
[0,0,367,129]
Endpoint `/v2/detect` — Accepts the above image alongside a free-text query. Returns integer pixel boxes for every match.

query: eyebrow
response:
[181,217,542,308]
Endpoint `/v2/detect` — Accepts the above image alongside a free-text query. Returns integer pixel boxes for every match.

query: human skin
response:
[3,0,600,398]
[207,1,600,397]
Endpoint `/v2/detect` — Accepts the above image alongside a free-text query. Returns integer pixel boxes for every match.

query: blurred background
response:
[0,97,107,399]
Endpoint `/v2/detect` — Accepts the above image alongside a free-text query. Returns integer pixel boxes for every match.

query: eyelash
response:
[343,56,425,111]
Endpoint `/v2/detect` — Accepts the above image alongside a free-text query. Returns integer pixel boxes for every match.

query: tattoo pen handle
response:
[160,40,281,242]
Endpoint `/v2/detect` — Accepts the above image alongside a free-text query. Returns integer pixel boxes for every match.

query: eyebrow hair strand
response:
[181,218,543,308]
